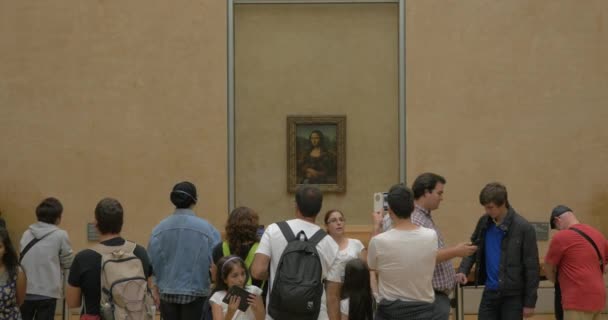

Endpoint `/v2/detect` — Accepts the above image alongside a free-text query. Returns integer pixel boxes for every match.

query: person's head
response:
[324,209,346,237]
[412,173,446,211]
[342,258,373,320]
[95,198,123,235]
[170,181,198,209]
[295,185,323,218]
[215,255,249,291]
[386,183,415,219]
[225,207,260,255]
[479,182,509,219]
[309,130,324,148]
[0,228,19,276]
[36,197,63,225]
[550,205,574,230]
[342,258,370,297]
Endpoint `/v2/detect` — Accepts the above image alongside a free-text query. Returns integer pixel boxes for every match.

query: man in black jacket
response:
[456,182,539,319]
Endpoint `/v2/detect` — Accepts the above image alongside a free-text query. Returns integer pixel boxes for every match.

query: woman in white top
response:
[210,256,265,320]
[324,209,366,266]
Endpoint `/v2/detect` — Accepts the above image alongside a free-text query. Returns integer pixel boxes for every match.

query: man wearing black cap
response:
[545,205,608,320]
[147,181,221,320]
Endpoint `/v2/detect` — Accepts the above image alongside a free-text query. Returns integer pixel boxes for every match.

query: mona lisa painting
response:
[287,115,346,193]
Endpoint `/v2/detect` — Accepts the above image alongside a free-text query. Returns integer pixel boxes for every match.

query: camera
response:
[373,192,389,213]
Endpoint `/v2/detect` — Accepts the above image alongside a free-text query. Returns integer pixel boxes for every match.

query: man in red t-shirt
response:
[545,205,608,320]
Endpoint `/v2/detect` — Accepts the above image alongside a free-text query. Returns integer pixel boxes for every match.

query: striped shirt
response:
[411,205,456,294]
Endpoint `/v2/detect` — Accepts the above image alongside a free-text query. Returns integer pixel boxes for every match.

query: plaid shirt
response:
[411,205,456,294]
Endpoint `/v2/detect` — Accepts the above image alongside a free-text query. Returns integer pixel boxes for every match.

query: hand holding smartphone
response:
[222,286,251,312]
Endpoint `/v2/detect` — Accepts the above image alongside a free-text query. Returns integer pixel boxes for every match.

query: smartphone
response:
[373,192,388,213]
[222,286,251,312]
[257,225,265,238]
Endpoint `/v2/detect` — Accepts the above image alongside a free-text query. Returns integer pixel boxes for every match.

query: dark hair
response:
[0,228,20,278]
[95,198,124,235]
[309,130,326,150]
[341,259,373,320]
[215,255,249,292]
[479,182,510,208]
[295,185,323,217]
[225,207,260,257]
[324,209,343,225]
[36,197,63,224]
[412,173,446,200]
[386,183,415,219]
[170,181,198,209]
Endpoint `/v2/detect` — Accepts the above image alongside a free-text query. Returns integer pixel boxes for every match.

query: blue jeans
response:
[478,289,523,320]
[20,299,57,320]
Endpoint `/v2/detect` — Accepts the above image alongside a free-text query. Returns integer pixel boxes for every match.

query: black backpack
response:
[268,221,327,320]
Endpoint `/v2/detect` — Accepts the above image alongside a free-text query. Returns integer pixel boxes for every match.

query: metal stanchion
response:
[62,269,67,320]
[455,283,464,320]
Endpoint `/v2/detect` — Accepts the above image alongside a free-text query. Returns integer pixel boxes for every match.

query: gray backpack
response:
[93,241,155,320]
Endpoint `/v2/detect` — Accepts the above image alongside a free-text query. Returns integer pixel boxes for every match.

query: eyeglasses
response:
[327,217,346,224]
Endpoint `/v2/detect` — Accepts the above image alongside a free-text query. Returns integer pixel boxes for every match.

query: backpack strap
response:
[569,227,604,272]
[222,241,231,256]
[245,243,259,267]
[92,240,137,256]
[307,228,327,246]
[245,243,260,286]
[277,221,296,242]
[19,229,57,263]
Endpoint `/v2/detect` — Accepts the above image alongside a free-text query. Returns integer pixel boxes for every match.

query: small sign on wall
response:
[530,222,550,241]
[87,223,99,241]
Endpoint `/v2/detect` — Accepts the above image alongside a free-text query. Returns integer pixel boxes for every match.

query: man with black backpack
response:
[545,205,608,320]
[251,185,342,320]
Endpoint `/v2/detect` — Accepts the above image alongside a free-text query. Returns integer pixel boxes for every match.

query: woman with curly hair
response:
[211,207,264,288]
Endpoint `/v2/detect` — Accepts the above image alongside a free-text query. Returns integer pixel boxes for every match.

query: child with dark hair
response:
[0,227,27,319]
[210,255,265,320]
[340,259,374,320]
[20,197,73,320]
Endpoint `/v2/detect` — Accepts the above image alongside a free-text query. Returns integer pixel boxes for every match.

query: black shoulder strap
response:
[277,221,296,242]
[308,228,327,246]
[570,227,604,272]
[19,230,55,263]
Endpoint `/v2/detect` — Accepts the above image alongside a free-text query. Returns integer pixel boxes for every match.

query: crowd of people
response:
[0,173,606,320]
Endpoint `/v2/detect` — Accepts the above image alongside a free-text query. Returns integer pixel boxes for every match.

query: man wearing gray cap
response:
[545,205,608,320]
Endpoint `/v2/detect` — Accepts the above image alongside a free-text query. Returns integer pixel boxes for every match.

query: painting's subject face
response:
[310,132,321,147]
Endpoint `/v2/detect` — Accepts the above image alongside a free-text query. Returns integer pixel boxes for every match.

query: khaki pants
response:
[564,310,605,320]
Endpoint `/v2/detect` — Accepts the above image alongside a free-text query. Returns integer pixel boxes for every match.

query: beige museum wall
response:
[0,0,228,250]
[406,0,608,256]
[234,4,400,226]
[1,0,607,258]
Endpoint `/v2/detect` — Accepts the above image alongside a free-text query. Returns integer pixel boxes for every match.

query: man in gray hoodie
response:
[19,197,74,320]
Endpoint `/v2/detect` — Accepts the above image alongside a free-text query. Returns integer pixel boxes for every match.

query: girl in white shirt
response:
[340,258,374,320]
[210,256,265,320]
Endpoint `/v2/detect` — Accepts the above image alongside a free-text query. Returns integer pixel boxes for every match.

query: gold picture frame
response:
[287,115,346,193]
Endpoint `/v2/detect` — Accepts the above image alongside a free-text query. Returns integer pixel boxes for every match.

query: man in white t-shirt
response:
[368,183,438,319]
[251,186,342,320]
